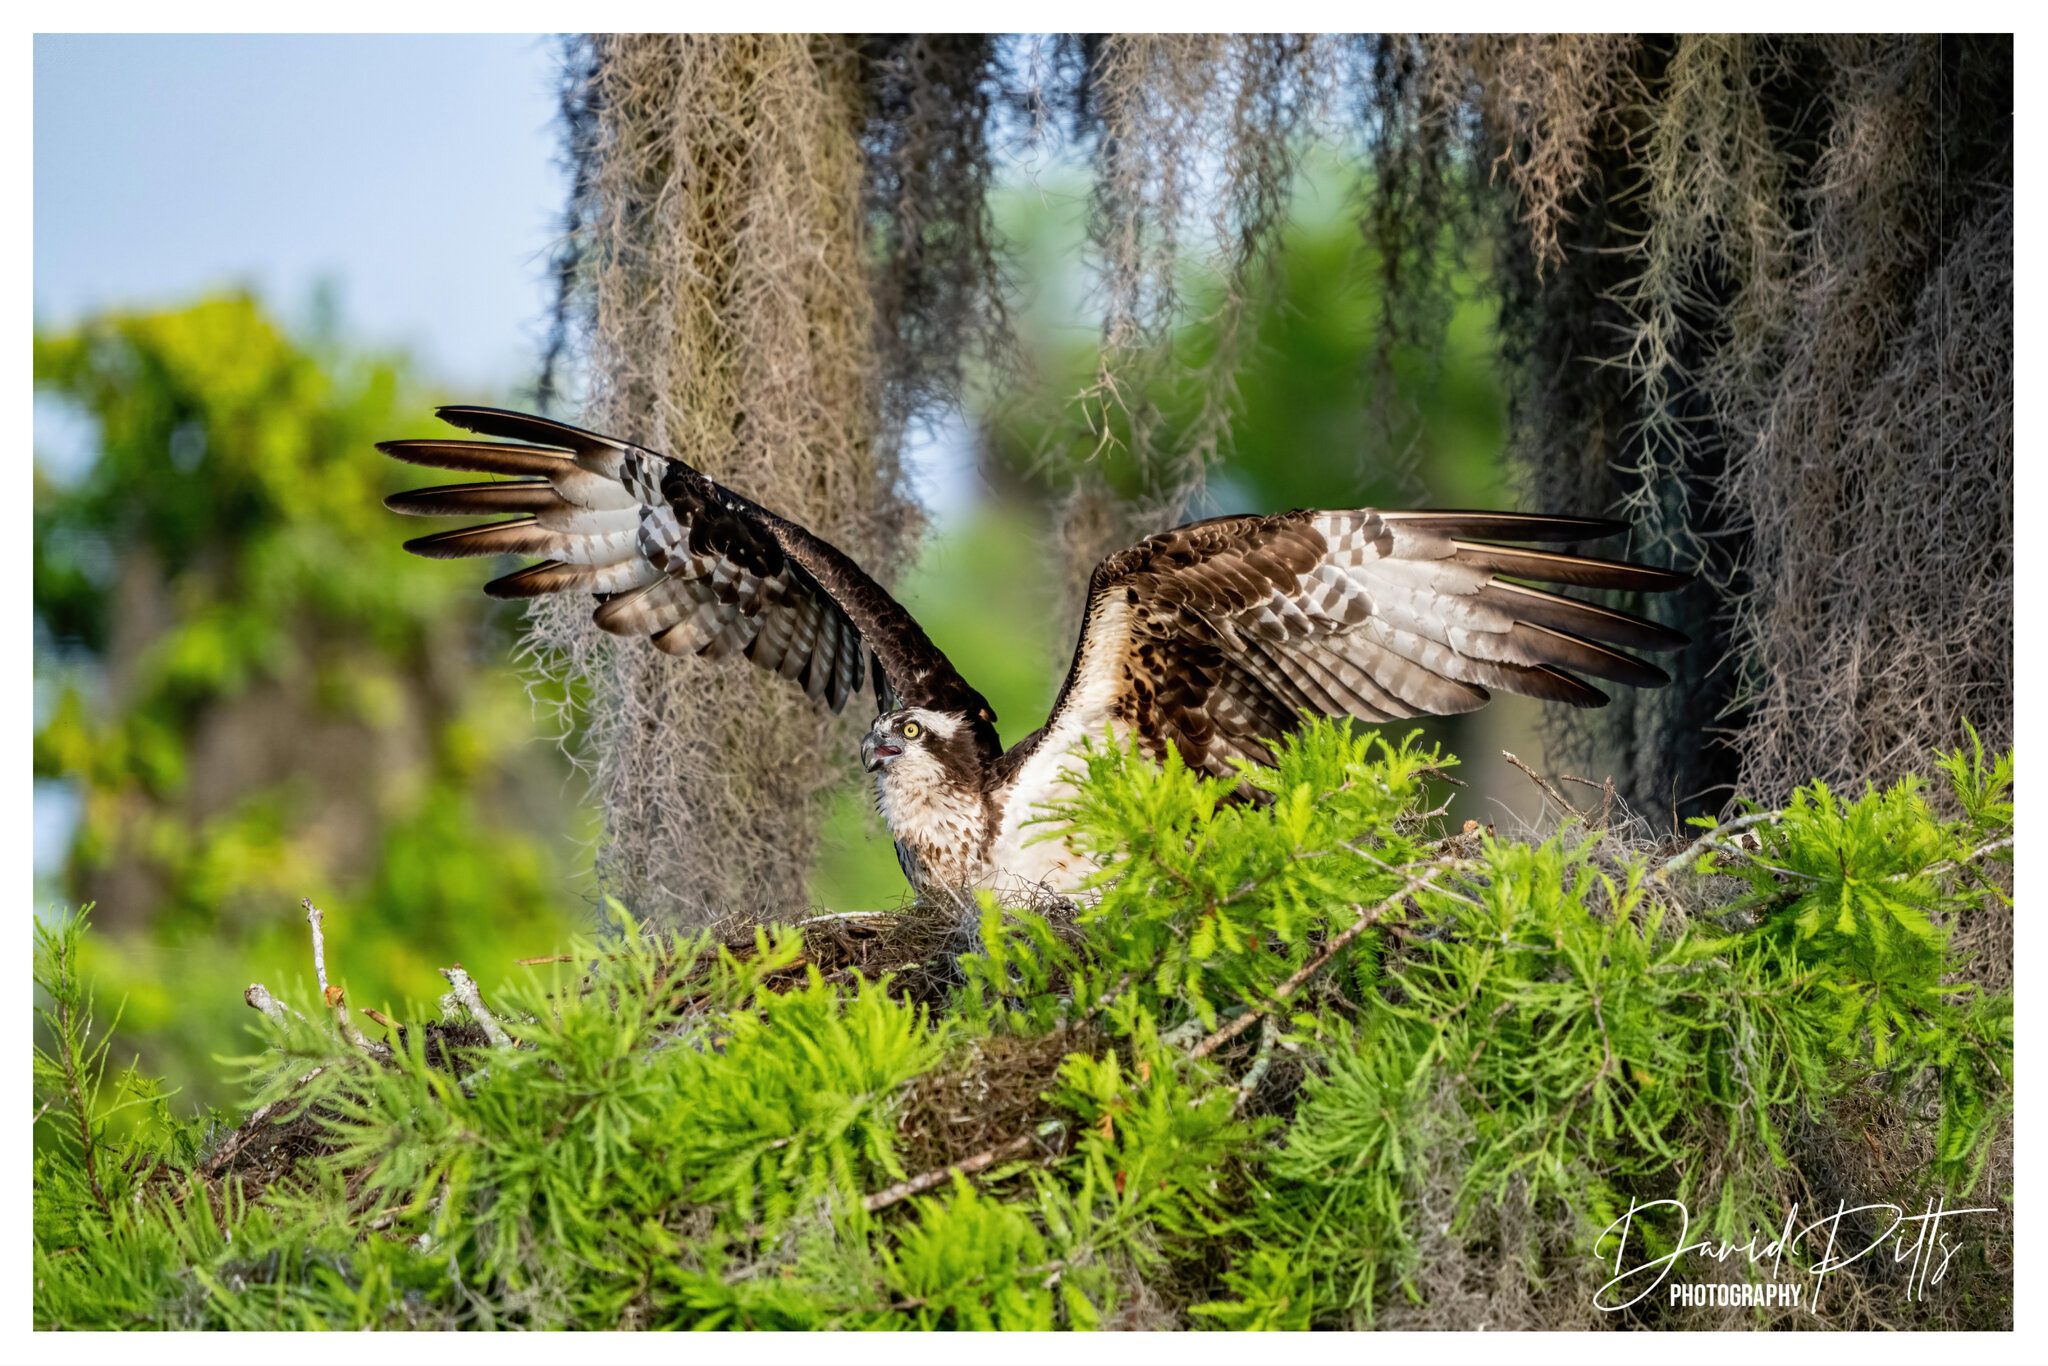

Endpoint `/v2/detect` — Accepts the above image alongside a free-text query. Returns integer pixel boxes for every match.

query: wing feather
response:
[385,406,994,740]
[1004,508,1686,784]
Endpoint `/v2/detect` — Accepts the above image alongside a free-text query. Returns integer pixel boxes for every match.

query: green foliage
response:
[984,160,1508,515]
[32,726,2014,1330]
[1693,730,2015,1188]
[33,294,585,1108]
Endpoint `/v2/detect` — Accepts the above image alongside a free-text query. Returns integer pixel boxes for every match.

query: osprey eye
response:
[901,721,921,739]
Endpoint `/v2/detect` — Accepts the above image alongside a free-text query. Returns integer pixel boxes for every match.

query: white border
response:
[14,15,2040,1363]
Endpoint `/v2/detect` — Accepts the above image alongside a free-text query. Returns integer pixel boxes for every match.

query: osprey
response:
[384,408,1687,899]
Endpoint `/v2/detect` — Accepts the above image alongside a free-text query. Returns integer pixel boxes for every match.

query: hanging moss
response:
[536,35,918,924]
[535,32,2010,927]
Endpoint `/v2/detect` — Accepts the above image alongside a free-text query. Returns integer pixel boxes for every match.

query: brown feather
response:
[1451,541,1692,592]
[385,407,992,736]
[403,518,558,559]
[377,439,571,478]
[386,481,560,516]
[1507,622,1671,687]
[483,558,661,599]
[1374,509,1629,542]
[1476,579,1688,651]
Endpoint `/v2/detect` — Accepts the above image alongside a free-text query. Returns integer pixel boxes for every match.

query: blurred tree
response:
[982,168,1506,550]
[34,294,585,1103]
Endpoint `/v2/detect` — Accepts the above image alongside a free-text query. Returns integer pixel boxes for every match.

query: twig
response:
[1234,1015,1278,1111]
[303,898,333,999]
[1560,773,1616,828]
[303,899,392,1061]
[862,1128,1052,1214]
[1908,835,2014,882]
[440,965,516,1049]
[200,1065,326,1179]
[1190,865,1446,1062]
[242,983,302,1024]
[1502,751,1582,821]
[1652,811,1783,880]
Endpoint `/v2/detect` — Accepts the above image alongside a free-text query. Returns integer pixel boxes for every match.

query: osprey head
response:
[861,708,972,774]
[862,707,990,891]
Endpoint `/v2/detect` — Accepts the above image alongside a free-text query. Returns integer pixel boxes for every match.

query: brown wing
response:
[1010,508,1689,780]
[382,407,996,743]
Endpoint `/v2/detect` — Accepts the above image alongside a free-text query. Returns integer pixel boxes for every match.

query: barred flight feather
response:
[384,407,1691,896]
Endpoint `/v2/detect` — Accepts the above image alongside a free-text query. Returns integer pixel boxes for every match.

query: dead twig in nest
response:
[242,983,301,1025]
[1652,811,1782,880]
[1910,835,2014,882]
[1559,773,1616,828]
[439,965,518,1049]
[862,1128,1055,1215]
[1502,751,1583,823]
[302,900,391,1062]
[1191,864,1449,1062]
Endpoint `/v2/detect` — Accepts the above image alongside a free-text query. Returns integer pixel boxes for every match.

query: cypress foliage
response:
[33,724,2012,1329]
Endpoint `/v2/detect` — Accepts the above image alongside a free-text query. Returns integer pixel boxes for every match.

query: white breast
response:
[979,598,1134,896]
[874,747,987,888]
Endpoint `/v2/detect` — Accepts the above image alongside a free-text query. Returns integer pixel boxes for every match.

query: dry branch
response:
[1652,811,1782,880]
[1191,864,1447,1061]
[242,983,301,1024]
[301,899,391,1061]
[1501,751,1583,823]
[439,965,517,1049]
[862,1131,1044,1214]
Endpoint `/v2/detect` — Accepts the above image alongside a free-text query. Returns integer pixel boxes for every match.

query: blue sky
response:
[33,31,983,496]
[35,33,567,390]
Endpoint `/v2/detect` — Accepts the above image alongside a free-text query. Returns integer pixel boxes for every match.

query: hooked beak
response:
[862,731,903,773]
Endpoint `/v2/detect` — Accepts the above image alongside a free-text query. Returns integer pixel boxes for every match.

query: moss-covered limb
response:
[32,723,2015,1329]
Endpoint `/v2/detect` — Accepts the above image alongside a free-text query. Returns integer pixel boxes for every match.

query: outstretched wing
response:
[382,406,996,736]
[1007,508,1689,780]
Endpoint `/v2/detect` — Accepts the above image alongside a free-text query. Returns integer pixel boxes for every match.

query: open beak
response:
[862,732,903,773]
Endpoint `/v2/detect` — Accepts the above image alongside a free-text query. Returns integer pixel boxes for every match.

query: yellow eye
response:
[901,721,922,739]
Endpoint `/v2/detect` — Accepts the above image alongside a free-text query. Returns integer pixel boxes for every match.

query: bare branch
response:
[862,1129,1050,1214]
[303,899,392,1061]
[1502,751,1583,822]
[243,983,302,1024]
[1653,811,1782,880]
[440,965,517,1049]
[1191,864,1447,1061]
[302,898,333,999]
[1900,835,2015,883]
